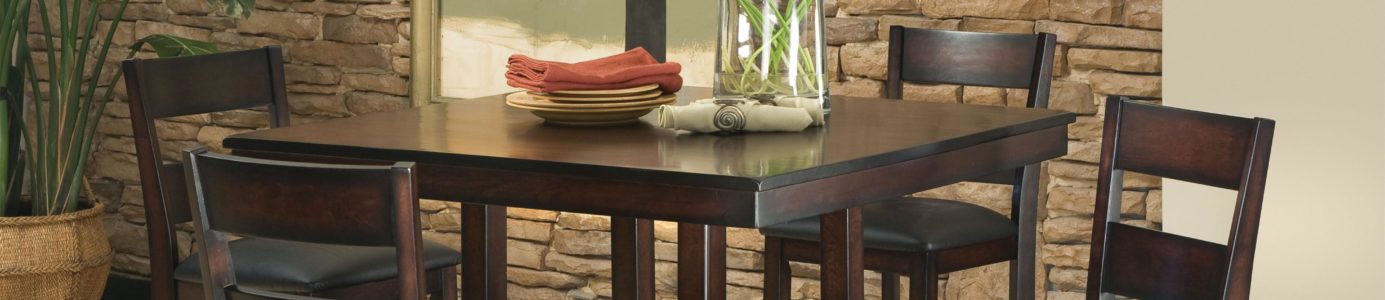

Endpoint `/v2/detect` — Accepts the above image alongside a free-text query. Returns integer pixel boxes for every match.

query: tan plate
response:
[531,89,663,103]
[506,98,667,113]
[547,83,660,96]
[508,92,675,109]
[531,110,651,127]
[506,101,663,127]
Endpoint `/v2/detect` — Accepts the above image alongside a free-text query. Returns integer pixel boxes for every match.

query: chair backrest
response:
[885,26,1057,109]
[1086,97,1276,300]
[182,147,425,300]
[122,46,291,299]
[886,26,1058,220]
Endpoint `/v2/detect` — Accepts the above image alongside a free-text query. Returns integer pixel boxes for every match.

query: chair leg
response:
[441,266,458,300]
[764,236,790,300]
[881,272,900,300]
[176,281,205,300]
[1009,260,1020,300]
[427,268,440,300]
[910,253,939,300]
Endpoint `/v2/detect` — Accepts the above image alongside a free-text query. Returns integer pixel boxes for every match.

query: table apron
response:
[754,125,1067,227]
[228,149,758,225]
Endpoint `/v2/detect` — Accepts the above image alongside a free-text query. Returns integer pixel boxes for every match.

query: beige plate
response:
[547,83,660,97]
[506,101,662,127]
[531,111,650,127]
[532,89,663,103]
[508,92,675,109]
[506,98,667,113]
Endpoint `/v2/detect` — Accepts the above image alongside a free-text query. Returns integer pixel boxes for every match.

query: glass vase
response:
[714,0,829,112]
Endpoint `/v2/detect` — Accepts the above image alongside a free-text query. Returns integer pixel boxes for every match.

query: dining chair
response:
[123,46,459,299]
[181,146,428,300]
[1085,97,1275,300]
[760,27,1057,300]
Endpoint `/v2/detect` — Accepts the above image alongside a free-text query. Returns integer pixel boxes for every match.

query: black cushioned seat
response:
[173,238,460,293]
[760,197,1016,252]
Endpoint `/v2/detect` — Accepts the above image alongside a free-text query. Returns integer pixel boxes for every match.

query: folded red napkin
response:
[505,47,683,93]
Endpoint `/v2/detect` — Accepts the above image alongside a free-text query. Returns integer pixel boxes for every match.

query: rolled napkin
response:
[506,47,683,93]
[685,97,826,126]
[770,97,827,126]
[659,100,818,133]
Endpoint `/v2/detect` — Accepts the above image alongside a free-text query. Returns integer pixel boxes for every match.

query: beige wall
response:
[1165,1,1385,299]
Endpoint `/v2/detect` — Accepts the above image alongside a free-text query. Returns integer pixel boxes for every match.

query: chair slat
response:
[187,151,404,246]
[1103,223,1228,300]
[893,29,1041,88]
[1114,101,1258,190]
[127,48,280,119]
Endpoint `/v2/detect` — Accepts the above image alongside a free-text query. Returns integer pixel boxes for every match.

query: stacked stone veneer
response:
[50,0,1162,299]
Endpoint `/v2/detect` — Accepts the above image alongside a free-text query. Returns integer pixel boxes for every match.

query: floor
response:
[102,275,151,300]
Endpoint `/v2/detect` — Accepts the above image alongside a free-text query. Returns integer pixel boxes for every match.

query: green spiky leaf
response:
[130,34,220,58]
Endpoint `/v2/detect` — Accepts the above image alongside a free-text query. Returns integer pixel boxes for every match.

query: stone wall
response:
[52,0,1161,299]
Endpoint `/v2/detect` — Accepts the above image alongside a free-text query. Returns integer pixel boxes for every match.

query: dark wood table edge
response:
[227,124,1068,229]
[228,122,1071,300]
[222,100,1076,193]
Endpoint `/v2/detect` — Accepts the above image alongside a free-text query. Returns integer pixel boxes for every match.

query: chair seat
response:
[760,197,1016,252]
[174,237,460,293]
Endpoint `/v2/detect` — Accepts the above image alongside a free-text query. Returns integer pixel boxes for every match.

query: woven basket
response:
[0,202,112,300]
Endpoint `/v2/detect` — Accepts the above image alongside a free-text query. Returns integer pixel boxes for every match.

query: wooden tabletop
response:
[226,87,1073,228]
[225,88,1073,193]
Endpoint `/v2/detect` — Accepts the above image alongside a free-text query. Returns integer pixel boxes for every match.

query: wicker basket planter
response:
[0,202,112,300]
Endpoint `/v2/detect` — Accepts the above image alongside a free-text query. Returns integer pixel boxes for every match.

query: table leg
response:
[677,223,726,300]
[763,237,791,300]
[461,204,507,300]
[612,217,656,300]
[820,208,864,300]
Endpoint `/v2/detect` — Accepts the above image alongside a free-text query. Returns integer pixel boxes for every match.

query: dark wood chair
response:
[1085,97,1275,300]
[760,27,1057,300]
[181,147,429,300]
[123,46,459,300]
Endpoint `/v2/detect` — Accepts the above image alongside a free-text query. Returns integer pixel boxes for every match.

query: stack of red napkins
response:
[506,47,683,94]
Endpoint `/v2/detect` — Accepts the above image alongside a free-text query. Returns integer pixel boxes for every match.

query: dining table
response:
[222,87,1075,300]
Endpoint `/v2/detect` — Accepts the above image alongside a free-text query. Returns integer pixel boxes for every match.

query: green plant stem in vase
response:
[714,0,828,110]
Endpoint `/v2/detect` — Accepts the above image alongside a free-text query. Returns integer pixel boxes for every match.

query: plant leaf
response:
[129,34,219,58]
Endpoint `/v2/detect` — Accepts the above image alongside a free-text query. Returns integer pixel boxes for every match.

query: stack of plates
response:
[506,84,677,127]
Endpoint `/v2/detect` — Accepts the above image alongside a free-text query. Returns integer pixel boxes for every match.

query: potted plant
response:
[0,0,105,296]
[0,0,225,297]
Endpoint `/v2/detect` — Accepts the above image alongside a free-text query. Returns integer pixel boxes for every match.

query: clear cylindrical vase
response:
[714,0,829,112]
